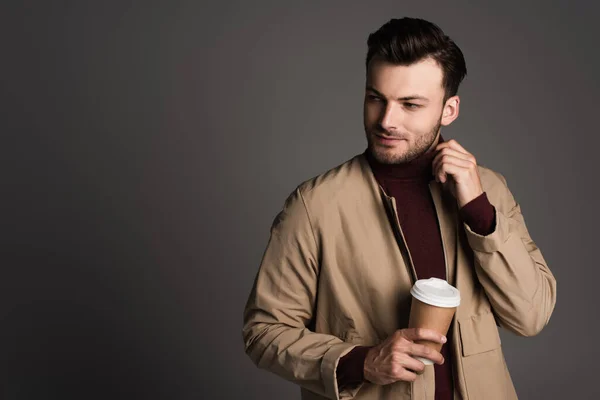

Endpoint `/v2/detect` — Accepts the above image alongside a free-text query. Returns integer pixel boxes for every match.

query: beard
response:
[367,115,442,164]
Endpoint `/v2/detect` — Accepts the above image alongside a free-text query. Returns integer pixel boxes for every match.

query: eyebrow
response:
[366,86,430,103]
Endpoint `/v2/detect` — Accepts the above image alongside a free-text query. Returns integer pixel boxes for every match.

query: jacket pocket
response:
[458,311,501,357]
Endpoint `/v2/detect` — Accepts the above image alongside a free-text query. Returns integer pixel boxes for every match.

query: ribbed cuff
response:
[336,346,371,391]
[464,204,512,254]
[459,192,496,236]
[321,343,359,400]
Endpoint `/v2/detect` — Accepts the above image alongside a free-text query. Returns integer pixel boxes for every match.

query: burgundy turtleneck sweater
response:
[336,135,496,399]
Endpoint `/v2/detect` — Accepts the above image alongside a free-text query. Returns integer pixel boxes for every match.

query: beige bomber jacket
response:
[242,152,557,400]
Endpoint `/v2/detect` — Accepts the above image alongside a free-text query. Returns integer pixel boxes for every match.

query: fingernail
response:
[442,336,447,343]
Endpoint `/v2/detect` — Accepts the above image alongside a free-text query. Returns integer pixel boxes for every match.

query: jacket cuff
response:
[459,192,496,236]
[464,205,512,254]
[321,343,362,399]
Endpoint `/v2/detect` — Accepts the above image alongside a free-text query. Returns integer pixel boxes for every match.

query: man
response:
[242,17,556,400]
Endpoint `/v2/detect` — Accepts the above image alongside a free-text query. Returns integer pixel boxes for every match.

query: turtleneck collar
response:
[365,133,446,182]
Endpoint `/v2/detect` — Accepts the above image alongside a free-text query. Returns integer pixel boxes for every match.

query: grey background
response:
[1,0,597,399]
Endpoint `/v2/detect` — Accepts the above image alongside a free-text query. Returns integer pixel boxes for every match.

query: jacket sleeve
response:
[463,172,557,337]
[242,187,359,400]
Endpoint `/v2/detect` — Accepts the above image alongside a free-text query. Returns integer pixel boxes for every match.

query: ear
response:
[441,95,460,126]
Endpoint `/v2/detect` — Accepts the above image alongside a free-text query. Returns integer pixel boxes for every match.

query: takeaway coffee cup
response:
[408,278,461,365]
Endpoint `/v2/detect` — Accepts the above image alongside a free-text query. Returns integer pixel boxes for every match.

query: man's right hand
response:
[363,328,446,386]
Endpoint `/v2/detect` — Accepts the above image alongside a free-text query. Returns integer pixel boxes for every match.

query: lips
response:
[374,133,406,145]
[376,134,403,140]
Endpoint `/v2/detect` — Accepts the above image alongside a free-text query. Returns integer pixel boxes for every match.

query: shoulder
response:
[297,155,364,206]
[477,164,507,189]
[276,154,367,224]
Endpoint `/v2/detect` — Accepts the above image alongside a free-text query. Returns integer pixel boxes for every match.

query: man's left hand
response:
[432,139,484,208]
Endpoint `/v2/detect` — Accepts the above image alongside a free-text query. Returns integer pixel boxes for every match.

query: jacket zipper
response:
[429,183,449,282]
[389,196,418,283]
[386,186,450,283]
[429,182,464,400]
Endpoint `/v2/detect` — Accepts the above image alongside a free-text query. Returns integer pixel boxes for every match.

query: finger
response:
[408,343,445,365]
[432,149,473,181]
[432,151,474,177]
[432,146,473,166]
[403,328,447,344]
[401,356,426,374]
[438,140,477,165]
[434,158,475,183]
[395,368,418,382]
[435,158,475,183]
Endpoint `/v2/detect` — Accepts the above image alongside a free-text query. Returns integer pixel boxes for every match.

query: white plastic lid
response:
[410,278,461,308]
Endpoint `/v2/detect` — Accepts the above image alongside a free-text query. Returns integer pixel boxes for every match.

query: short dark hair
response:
[366,17,467,102]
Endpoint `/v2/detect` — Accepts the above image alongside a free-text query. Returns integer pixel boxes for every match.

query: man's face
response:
[363,57,450,164]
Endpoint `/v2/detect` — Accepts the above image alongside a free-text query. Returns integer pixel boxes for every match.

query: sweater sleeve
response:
[336,346,371,391]
[459,192,496,236]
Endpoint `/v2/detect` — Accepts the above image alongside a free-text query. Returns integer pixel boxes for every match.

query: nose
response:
[380,102,399,133]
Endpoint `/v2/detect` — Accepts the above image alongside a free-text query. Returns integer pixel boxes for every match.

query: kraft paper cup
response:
[408,278,461,365]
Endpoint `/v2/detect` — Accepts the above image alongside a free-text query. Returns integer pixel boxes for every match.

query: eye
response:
[367,95,383,102]
[405,103,420,109]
